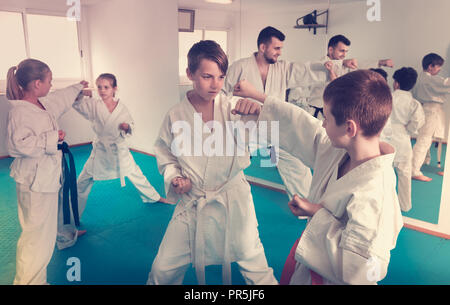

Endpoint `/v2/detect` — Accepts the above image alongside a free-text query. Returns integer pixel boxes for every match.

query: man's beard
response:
[264,52,277,64]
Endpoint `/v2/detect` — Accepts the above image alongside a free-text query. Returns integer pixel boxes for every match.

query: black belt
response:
[58,142,80,226]
[311,106,323,118]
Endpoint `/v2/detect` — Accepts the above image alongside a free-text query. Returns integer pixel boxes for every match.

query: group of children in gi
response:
[5,32,449,285]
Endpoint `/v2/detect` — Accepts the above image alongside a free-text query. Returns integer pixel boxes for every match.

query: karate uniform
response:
[411,72,450,177]
[6,84,84,284]
[390,90,425,211]
[147,93,277,285]
[224,53,313,199]
[72,97,161,221]
[306,56,381,117]
[259,96,403,285]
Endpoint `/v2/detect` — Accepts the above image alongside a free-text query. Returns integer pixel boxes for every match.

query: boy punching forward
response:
[232,70,403,285]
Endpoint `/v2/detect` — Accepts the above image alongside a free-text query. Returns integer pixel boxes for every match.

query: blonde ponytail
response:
[6,59,50,100]
[6,66,24,100]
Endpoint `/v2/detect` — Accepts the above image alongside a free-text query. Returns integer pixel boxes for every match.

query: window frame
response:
[0,7,86,92]
[178,27,230,85]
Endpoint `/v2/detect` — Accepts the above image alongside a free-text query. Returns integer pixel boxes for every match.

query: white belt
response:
[186,173,244,285]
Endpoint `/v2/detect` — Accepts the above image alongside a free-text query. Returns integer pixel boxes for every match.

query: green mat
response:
[1,145,449,285]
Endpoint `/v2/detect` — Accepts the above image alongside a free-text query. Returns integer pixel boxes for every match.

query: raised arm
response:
[41,82,86,119]
[233,79,328,168]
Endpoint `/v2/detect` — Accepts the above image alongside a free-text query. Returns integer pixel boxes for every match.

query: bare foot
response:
[412,175,432,182]
[158,197,176,205]
[77,230,87,237]
[437,171,444,176]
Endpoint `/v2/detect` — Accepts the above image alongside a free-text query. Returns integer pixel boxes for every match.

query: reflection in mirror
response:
[235,0,450,227]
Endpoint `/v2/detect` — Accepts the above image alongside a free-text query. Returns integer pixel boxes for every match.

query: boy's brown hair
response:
[187,40,228,75]
[323,69,392,137]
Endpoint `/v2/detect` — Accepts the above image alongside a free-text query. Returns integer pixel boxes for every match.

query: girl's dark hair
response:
[6,59,50,100]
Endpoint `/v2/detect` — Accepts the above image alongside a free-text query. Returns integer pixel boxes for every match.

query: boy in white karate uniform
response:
[147,40,277,285]
[6,59,87,284]
[390,67,425,211]
[412,53,450,181]
[233,70,403,285]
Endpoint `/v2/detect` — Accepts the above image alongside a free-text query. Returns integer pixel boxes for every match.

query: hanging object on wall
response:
[294,9,328,35]
[178,9,195,32]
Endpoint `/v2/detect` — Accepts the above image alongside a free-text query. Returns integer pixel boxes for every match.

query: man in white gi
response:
[390,67,425,211]
[305,34,394,120]
[233,70,403,285]
[411,53,450,181]
[223,26,313,200]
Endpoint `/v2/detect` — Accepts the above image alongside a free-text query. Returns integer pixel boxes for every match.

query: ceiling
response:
[178,0,364,11]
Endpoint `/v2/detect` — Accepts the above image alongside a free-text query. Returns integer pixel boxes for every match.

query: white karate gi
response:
[306,56,381,115]
[411,72,450,176]
[224,53,313,199]
[7,84,84,284]
[390,90,425,211]
[259,96,403,285]
[147,93,277,285]
[72,97,161,217]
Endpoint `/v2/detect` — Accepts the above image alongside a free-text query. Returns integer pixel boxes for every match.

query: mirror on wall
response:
[229,0,449,229]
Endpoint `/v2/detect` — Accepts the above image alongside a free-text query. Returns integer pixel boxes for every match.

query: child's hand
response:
[171,176,192,194]
[119,123,130,132]
[343,58,358,69]
[288,195,323,217]
[379,59,394,68]
[231,98,261,115]
[80,80,89,88]
[83,89,93,97]
[58,130,66,142]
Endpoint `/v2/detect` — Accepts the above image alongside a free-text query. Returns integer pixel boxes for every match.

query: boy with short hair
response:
[147,40,277,285]
[233,70,403,284]
[390,67,425,211]
[411,53,450,181]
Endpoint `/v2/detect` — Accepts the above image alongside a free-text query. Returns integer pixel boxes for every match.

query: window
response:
[27,14,81,79]
[0,10,82,92]
[0,11,27,81]
[178,29,228,84]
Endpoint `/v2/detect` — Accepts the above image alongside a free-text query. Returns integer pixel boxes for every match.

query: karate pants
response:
[394,160,412,212]
[77,163,161,216]
[146,214,278,285]
[277,148,312,199]
[412,103,445,176]
[14,183,58,285]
